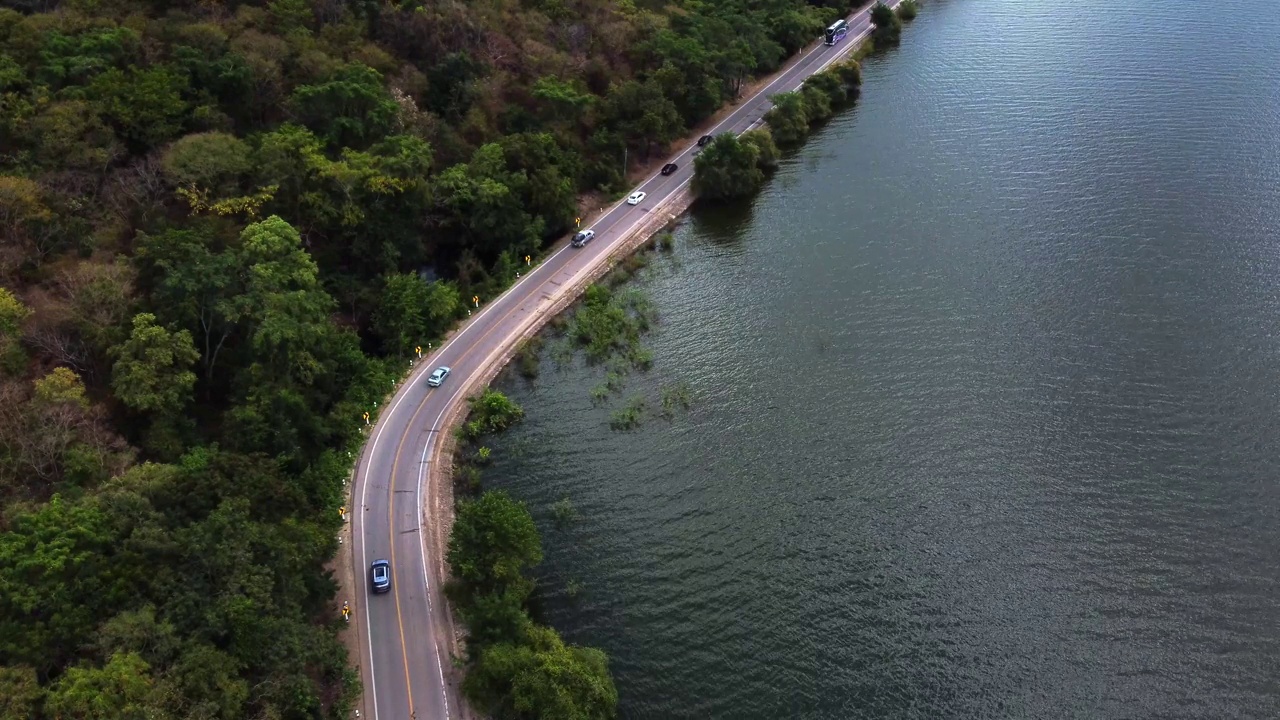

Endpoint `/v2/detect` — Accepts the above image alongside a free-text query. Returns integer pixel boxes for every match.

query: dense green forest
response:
[0,0,881,715]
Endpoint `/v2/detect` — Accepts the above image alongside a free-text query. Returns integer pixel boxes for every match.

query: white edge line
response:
[357,448,380,720]
[416,432,450,720]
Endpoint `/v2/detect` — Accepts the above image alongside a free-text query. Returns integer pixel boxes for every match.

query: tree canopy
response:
[0,0,888,713]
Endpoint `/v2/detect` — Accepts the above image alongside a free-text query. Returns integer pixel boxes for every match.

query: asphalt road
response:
[349,3,895,718]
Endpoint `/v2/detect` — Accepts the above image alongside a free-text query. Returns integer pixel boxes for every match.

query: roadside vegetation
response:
[448,395,617,718]
[693,1,927,201]
[694,59,861,199]
[873,1,906,45]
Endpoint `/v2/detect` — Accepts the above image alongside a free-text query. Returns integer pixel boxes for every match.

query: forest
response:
[0,0,884,715]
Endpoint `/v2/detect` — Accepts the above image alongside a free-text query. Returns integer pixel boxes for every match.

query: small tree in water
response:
[692,133,764,200]
[871,2,904,45]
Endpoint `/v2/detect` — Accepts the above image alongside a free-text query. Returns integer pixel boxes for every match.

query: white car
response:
[426,366,451,387]
[626,191,646,206]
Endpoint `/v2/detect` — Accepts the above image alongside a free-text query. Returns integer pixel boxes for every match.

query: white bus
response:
[824,19,850,46]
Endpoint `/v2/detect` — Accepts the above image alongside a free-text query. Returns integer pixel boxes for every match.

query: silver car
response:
[427,366,451,387]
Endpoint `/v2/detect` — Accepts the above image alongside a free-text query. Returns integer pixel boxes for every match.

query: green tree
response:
[88,65,191,151]
[462,589,533,651]
[740,128,780,170]
[828,59,863,95]
[372,273,462,356]
[800,83,834,124]
[531,75,593,126]
[463,624,618,720]
[268,0,313,34]
[0,175,59,269]
[803,68,850,109]
[237,217,332,359]
[133,227,237,388]
[289,63,397,150]
[161,131,251,199]
[691,133,764,200]
[0,287,30,375]
[0,665,43,720]
[432,144,543,263]
[763,90,810,146]
[109,313,200,415]
[44,652,162,720]
[871,2,904,45]
[0,494,121,669]
[34,366,89,408]
[448,490,542,601]
[23,100,122,172]
[462,388,525,439]
[34,26,142,90]
[602,79,684,160]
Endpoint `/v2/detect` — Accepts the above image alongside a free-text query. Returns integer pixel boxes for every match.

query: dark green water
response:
[483,0,1280,717]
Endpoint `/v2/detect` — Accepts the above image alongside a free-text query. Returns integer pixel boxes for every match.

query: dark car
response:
[572,229,596,248]
[370,560,390,593]
[697,135,713,147]
[661,163,678,176]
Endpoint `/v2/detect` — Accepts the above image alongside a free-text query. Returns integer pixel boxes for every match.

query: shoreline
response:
[339,2,899,715]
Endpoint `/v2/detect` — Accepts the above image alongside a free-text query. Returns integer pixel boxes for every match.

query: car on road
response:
[661,163,678,176]
[370,560,390,593]
[572,229,596,247]
[426,366,451,387]
[697,134,714,147]
[627,191,646,205]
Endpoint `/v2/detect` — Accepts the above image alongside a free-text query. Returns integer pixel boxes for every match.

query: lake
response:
[483,0,1280,716]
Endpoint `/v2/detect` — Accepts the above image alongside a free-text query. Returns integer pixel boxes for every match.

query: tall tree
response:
[289,63,397,150]
[372,273,462,356]
[109,313,200,415]
[448,490,543,602]
[691,132,764,200]
[44,652,164,720]
[463,624,618,720]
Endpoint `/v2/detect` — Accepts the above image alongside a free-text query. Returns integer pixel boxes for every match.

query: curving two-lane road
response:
[349,3,896,717]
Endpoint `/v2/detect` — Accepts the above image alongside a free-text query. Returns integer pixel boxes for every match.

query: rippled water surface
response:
[483,0,1280,716]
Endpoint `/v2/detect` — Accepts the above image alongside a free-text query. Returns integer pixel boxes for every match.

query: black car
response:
[661,163,678,176]
[697,135,713,147]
